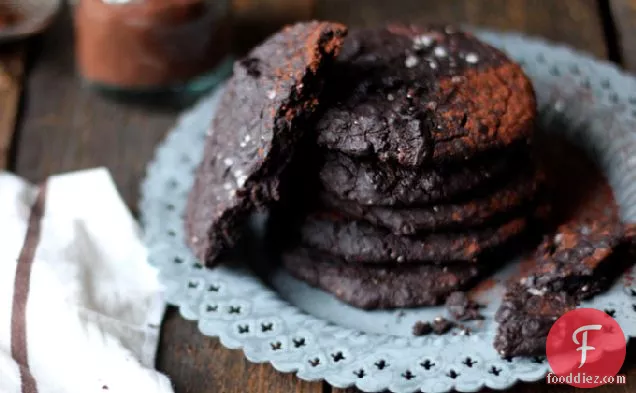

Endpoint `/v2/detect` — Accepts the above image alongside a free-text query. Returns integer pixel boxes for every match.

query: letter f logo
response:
[572,324,602,368]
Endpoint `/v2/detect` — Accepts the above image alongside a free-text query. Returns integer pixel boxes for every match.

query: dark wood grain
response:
[316,0,608,59]
[609,0,636,72]
[158,307,323,393]
[231,0,315,53]
[0,43,24,169]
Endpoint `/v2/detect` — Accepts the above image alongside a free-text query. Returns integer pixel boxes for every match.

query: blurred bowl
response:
[0,0,61,44]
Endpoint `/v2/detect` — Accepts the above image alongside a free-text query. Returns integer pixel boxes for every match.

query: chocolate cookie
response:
[517,220,625,299]
[494,244,633,357]
[516,137,627,299]
[493,283,576,357]
[281,247,482,309]
[186,22,347,266]
[320,167,542,235]
[319,149,523,206]
[315,25,535,167]
[300,211,528,263]
[493,138,633,357]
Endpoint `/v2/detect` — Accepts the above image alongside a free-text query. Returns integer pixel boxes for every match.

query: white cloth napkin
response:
[0,168,174,393]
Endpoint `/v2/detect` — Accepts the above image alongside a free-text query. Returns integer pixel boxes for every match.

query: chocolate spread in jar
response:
[74,0,230,89]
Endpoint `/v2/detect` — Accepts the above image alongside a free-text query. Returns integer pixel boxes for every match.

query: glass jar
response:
[73,0,232,97]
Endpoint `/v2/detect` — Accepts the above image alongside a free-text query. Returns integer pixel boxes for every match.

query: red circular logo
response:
[546,308,626,388]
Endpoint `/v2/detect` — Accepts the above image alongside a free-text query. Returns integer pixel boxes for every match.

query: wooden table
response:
[3,1,636,392]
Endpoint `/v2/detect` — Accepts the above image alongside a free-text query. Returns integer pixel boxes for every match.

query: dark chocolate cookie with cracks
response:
[320,166,543,234]
[315,25,536,167]
[319,149,522,206]
[282,247,482,309]
[186,22,347,266]
[300,211,528,264]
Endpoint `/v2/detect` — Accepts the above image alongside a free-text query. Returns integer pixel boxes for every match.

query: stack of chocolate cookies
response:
[279,26,542,309]
[186,21,636,357]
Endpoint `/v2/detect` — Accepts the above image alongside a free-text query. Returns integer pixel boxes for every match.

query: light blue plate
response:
[140,31,636,393]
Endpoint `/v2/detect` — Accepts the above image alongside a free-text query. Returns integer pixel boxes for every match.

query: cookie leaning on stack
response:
[279,25,542,309]
[185,21,348,266]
